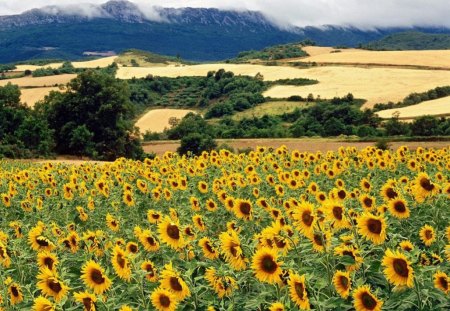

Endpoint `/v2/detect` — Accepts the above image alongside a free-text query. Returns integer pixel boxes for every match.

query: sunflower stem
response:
[414,278,423,310]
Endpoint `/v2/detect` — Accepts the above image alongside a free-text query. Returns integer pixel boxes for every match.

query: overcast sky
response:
[1,0,449,29]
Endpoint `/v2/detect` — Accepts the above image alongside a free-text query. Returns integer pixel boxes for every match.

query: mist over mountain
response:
[0,0,449,63]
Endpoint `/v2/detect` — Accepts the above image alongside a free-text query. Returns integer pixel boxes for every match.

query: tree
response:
[177,133,217,156]
[43,70,143,160]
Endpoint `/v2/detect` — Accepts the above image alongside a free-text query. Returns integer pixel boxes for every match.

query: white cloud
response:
[1,0,449,28]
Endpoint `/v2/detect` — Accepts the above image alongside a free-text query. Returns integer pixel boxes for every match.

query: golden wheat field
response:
[19,87,60,107]
[376,96,450,119]
[262,66,450,108]
[0,145,449,310]
[0,74,77,88]
[295,49,450,69]
[302,46,361,57]
[15,56,118,72]
[135,109,196,133]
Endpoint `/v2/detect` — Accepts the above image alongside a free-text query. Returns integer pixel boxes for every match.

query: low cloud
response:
[1,0,450,29]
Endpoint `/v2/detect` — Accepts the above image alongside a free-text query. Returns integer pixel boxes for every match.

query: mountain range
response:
[0,0,449,63]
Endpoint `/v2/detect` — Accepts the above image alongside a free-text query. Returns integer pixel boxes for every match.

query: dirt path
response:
[143,139,450,155]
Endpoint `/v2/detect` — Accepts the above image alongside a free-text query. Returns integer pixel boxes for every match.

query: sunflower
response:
[434,271,450,294]
[138,230,160,252]
[388,197,410,219]
[73,291,96,311]
[198,181,208,194]
[334,245,364,272]
[413,172,439,202]
[359,178,371,192]
[310,230,332,253]
[106,213,119,232]
[204,267,238,298]
[158,218,185,250]
[29,226,55,252]
[119,306,133,311]
[219,230,247,271]
[399,240,414,252]
[192,215,206,232]
[81,260,112,294]
[205,199,218,212]
[160,263,191,300]
[381,249,414,287]
[333,270,351,298]
[359,194,375,211]
[141,260,158,282]
[357,213,387,245]
[234,199,253,221]
[33,295,56,311]
[325,201,350,229]
[268,302,285,311]
[151,287,178,311]
[0,241,11,268]
[419,224,436,246]
[288,273,310,310]
[353,285,383,311]
[126,242,139,255]
[251,248,282,284]
[122,190,135,207]
[37,268,69,301]
[199,237,219,260]
[292,201,316,238]
[380,182,399,201]
[111,245,131,281]
[8,281,23,305]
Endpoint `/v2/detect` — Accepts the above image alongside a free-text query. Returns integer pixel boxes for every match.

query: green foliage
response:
[267,78,318,86]
[363,31,450,51]
[41,69,144,160]
[0,83,54,158]
[374,139,391,150]
[177,132,217,156]
[230,42,309,62]
[32,61,83,77]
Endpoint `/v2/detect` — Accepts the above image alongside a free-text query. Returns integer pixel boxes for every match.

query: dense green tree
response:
[42,70,143,160]
[177,133,217,156]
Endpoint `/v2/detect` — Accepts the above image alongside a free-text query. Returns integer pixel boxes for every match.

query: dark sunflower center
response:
[261,254,277,273]
[425,230,433,240]
[361,292,377,310]
[116,253,126,268]
[386,188,398,199]
[44,257,54,270]
[239,202,251,215]
[91,269,105,284]
[126,194,132,202]
[367,219,382,234]
[420,178,434,191]
[393,259,409,277]
[129,244,138,253]
[48,279,62,293]
[37,236,49,247]
[204,241,215,254]
[294,282,305,298]
[333,206,343,220]
[230,243,239,257]
[313,234,324,246]
[82,298,93,309]
[152,214,160,220]
[302,211,313,226]
[342,250,356,260]
[393,201,406,213]
[274,237,286,248]
[147,236,156,245]
[338,190,346,199]
[363,198,373,208]
[167,224,180,240]
[339,276,349,288]
[363,182,370,189]
[439,277,448,290]
[159,294,171,307]
[169,277,183,291]
[11,286,19,297]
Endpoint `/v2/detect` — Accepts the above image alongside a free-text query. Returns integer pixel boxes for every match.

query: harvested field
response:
[295,49,450,69]
[20,87,60,107]
[232,101,312,120]
[262,66,450,108]
[15,56,118,71]
[135,109,195,133]
[302,46,360,56]
[143,138,450,156]
[376,96,450,119]
[0,74,76,87]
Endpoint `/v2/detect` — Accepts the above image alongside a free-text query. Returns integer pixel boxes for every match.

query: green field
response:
[232,101,313,120]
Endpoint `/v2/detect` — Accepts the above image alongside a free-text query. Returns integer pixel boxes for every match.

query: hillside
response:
[1,1,450,63]
[363,31,450,50]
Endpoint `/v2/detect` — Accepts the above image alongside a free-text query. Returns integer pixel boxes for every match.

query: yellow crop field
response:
[20,87,60,107]
[15,56,118,71]
[262,66,450,108]
[0,146,449,309]
[302,46,360,56]
[0,74,76,87]
[295,49,450,69]
[135,109,196,133]
[376,96,450,119]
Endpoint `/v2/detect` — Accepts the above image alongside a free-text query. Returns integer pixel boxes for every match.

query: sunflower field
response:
[0,145,449,311]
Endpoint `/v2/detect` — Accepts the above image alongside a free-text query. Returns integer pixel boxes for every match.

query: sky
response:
[1,0,449,29]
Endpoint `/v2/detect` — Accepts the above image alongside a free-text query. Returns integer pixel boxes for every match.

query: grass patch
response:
[232,101,313,120]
